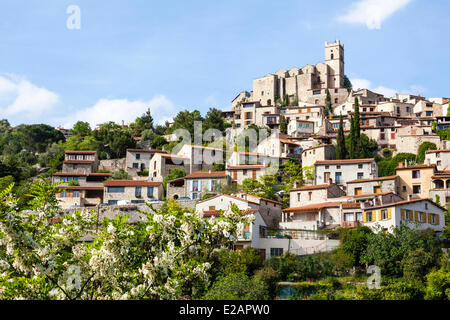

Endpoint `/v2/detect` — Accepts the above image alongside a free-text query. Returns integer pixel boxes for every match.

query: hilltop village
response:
[51,41,449,259]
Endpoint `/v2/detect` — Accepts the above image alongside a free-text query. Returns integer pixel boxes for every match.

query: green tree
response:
[71,121,92,137]
[424,258,450,300]
[204,108,226,133]
[324,89,333,116]
[280,116,288,134]
[111,170,132,180]
[402,248,435,282]
[335,114,347,159]
[163,168,186,192]
[203,272,269,300]
[416,142,437,164]
[447,101,450,116]
[339,226,373,266]
[344,75,352,91]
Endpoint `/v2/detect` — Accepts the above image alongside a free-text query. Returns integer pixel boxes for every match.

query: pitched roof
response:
[197,193,259,205]
[232,192,282,205]
[347,175,398,184]
[425,149,450,154]
[365,198,446,211]
[127,148,166,153]
[63,160,95,164]
[53,172,86,176]
[57,186,104,191]
[202,209,258,217]
[104,180,162,187]
[283,202,342,212]
[184,171,228,179]
[291,184,332,192]
[315,158,375,165]
[227,165,267,170]
[65,150,97,155]
[396,164,436,170]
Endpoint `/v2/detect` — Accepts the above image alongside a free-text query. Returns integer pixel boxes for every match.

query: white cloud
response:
[350,77,426,98]
[60,95,176,129]
[0,74,59,117]
[351,78,398,97]
[337,0,412,29]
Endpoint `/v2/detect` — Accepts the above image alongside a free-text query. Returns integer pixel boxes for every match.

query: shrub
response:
[402,248,435,282]
[254,267,279,299]
[424,259,450,300]
[68,179,80,186]
[137,170,149,177]
[111,170,132,180]
[203,273,269,300]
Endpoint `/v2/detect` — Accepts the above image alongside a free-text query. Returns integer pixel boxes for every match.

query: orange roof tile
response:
[227,165,267,170]
[316,158,375,165]
[347,175,398,183]
[104,180,162,187]
[184,171,228,179]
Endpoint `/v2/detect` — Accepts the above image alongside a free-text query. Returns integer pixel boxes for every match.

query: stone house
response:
[361,198,445,235]
[425,149,450,171]
[104,180,163,205]
[314,158,378,188]
[287,120,315,137]
[396,163,437,201]
[301,144,335,168]
[126,148,165,175]
[195,194,268,251]
[62,150,99,174]
[346,175,399,196]
[149,153,190,182]
[288,184,346,208]
[226,165,270,186]
[175,144,224,173]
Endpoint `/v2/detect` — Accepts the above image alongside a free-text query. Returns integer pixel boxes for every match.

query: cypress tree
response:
[325,89,333,116]
[353,97,361,157]
[280,116,287,134]
[349,114,355,159]
[336,114,347,159]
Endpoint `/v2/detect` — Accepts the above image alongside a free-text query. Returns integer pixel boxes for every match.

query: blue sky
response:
[0,0,449,128]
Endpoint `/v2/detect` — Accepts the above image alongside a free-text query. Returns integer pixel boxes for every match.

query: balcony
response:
[342,221,360,228]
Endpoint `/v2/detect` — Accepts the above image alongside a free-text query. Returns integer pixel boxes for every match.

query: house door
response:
[252,170,257,179]
[233,171,238,181]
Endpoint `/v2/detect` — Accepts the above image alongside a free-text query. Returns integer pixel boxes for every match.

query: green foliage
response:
[280,116,287,134]
[447,101,450,116]
[345,133,377,159]
[241,175,279,201]
[203,272,269,300]
[254,267,279,299]
[355,279,425,300]
[211,162,225,172]
[402,248,436,282]
[416,142,437,164]
[324,89,333,116]
[111,170,132,180]
[335,114,347,159]
[424,257,450,300]
[376,153,416,177]
[338,226,373,267]
[361,225,441,277]
[71,121,92,136]
[344,75,352,91]
[137,170,149,177]
[163,168,186,192]
[68,180,80,186]
[210,248,264,279]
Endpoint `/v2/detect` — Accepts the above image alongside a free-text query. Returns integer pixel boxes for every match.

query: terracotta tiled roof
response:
[342,202,361,209]
[57,186,104,190]
[227,165,267,170]
[63,160,95,164]
[202,209,258,216]
[88,173,112,176]
[364,198,446,211]
[127,148,166,153]
[53,172,86,176]
[65,150,97,155]
[283,202,342,213]
[197,194,259,205]
[315,158,375,165]
[425,149,450,153]
[232,192,282,205]
[301,144,332,154]
[347,175,399,183]
[158,153,189,160]
[184,171,228,179]
[104,180,162,187]
[396,164,436,170]
[291,184,331,191]
[278,138,299,145]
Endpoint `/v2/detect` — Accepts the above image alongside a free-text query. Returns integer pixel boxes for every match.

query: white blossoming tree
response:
[0,179,254,300]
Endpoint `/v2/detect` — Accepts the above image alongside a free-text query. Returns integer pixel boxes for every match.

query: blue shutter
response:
[189,180,193,192]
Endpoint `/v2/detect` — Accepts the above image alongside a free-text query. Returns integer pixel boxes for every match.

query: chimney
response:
[404,159,408,168]
[426,158,431,166]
